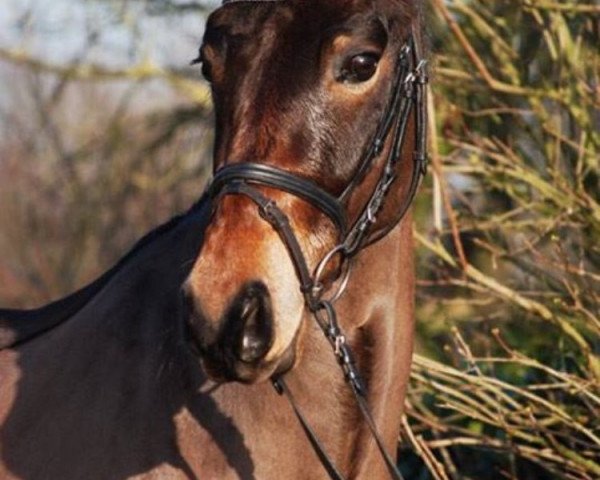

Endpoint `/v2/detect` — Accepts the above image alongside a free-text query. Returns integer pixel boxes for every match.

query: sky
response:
[0,0,218,68]
[0,0,222,126]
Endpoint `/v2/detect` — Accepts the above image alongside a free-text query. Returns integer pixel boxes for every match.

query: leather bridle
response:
[205,3,428,479]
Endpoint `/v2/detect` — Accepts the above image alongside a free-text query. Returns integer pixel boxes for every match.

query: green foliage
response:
[404,1,600,478]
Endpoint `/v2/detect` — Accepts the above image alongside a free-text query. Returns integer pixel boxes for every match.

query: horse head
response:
[184,0,425,384]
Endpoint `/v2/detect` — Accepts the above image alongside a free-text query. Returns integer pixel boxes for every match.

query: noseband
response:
[206,6,428,479]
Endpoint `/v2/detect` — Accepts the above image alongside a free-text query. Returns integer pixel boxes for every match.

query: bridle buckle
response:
[334,334,346,356]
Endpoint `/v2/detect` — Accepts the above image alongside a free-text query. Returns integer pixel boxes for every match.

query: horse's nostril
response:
[240,331,268,363]
[235,284,273,364]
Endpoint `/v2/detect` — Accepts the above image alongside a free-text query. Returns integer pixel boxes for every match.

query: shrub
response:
[403,1,600,478]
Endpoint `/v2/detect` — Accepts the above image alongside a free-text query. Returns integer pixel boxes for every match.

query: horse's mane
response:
[0,195,207,351]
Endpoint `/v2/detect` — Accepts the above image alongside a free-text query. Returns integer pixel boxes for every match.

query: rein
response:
[207,7,428,479]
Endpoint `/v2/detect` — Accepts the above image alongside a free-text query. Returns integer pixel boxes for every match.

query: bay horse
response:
[0,0,427,479]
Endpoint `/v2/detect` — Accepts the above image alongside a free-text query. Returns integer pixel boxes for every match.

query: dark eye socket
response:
[339,53,380,84]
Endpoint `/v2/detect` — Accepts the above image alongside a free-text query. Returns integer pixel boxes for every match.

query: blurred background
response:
[0,1,598,478]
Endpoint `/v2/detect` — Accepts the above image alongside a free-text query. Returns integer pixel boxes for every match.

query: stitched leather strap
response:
[351,382,405,480]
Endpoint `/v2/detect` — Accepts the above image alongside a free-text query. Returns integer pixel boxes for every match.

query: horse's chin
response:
[187,328,298,385]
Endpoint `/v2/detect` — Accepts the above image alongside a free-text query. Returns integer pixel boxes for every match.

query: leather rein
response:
[206,13,428,480]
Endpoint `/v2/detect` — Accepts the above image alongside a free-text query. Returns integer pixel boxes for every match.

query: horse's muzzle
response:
[184,281,281,383]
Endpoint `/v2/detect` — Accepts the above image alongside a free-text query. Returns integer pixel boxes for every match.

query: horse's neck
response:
[332,215,415,476]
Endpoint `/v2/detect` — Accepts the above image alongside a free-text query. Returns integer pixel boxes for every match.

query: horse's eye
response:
[339,53,380,83]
